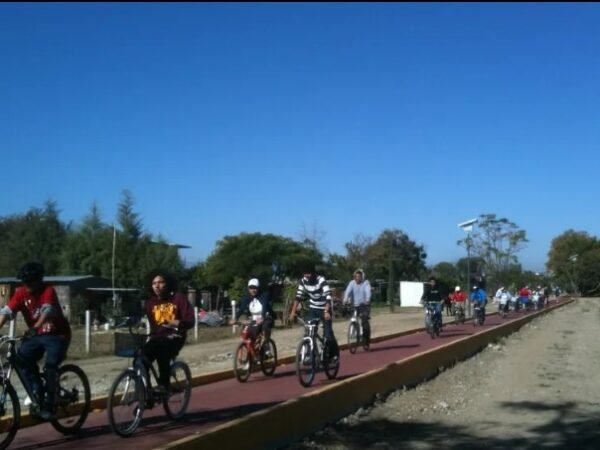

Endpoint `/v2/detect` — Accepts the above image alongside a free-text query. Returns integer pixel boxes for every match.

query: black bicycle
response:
[0,334,91,449]
[424,302,442,338]
[295,317,340,388]
[107,321,192,437]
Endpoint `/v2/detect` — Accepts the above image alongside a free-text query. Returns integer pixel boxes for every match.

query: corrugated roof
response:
[0,275,96,284]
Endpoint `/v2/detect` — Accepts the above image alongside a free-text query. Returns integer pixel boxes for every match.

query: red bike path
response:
[7,302,566,449]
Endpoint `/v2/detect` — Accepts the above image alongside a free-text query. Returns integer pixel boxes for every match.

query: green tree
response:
[0,200,67,276]
[203,232,322,289]
[546,230,600,294]
[457,213,528,287]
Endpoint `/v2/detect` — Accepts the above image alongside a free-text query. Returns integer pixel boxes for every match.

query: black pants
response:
[307,308,339,358]
[248,316,274,341]
[356,304,371,343]
[142,336,185,387]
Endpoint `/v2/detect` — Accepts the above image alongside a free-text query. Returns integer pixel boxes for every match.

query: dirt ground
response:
[285,297,600,450]
[70,307,427,398]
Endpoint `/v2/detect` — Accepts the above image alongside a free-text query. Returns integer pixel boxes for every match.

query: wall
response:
[399,281,424,307]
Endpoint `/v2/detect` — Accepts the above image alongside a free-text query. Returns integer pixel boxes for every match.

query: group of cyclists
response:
[0,259,556,441]
[494,284,551,314]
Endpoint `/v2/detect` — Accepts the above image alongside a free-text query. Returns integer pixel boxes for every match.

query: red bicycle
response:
[233,322,278,382]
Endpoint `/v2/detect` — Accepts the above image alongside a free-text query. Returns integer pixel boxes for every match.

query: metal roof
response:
[0,275,98,284]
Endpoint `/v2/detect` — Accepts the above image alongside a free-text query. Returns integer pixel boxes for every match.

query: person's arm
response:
[174,294,195,330]
[322,278,333,319]
[34,286,60,329]
[364,281,372,304]
[343,281,353,304]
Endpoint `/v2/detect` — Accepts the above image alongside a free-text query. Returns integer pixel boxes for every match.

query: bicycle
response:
[0,334,91,449]
[424,302,442,338]
[295,317,340,388]
[232,321,278,382]
[473,304,486,326]
[452,302,466,324]
[347,305,370,354]
[107,321,192,438]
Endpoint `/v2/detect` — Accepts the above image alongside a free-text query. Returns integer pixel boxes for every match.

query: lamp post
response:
[458,218,478,317]
[568,254,578,295]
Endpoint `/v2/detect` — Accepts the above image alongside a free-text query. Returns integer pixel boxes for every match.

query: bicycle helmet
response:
[17,262,45,283]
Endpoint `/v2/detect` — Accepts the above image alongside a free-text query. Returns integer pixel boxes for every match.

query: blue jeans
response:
[19,335,69,409]
[307,308,339,357]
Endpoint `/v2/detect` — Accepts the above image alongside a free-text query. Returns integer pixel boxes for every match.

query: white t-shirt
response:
[249,298,264,323]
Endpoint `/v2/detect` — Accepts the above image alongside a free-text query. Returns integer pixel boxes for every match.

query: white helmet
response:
[247,278,260,288]
[455,286,460,292]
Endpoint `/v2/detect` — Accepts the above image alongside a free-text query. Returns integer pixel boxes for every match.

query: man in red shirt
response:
[0,262,71,420]
[449,286,466,315]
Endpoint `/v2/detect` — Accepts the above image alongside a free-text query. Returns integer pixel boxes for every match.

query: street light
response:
[458,218,478,316]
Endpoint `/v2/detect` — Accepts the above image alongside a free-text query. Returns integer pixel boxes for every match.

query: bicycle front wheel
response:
[163,361,192,420]
[260,339,278,377]
[234,342,253,383]
[51,364,91,435]
[295,339,316,387]
[323,343,340,380]
[347,322,359,354]
[107,369,145,438]
[0,383,20,450]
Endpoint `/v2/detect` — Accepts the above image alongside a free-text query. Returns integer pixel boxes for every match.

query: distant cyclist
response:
[0,262,71,420]
[449,285,466,315]
[421,276,443,329]
[238,278,275,342]
[498,286,512,316]
[343,269,372,346]
[470,285,488,319]
[289,263,340,362]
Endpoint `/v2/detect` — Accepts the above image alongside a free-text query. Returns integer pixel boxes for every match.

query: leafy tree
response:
[0,200,67,276]
[546,230,600,294]
[203,232,322,290]
[457,213,528,287]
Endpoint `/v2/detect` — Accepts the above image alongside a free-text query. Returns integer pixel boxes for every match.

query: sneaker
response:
[38,408,54,421]
[152,386,168,397]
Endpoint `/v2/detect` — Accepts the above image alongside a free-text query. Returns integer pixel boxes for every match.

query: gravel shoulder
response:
[286,297,600,450]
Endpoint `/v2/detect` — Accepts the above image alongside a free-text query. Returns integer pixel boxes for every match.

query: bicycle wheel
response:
[259,339,278,377]
[51,364,91,435]
[0,383,20,450]
[233,343,252,383]
[347,322,359,354]
[323,342,340,380]
[107,369,145,437]
[295,339,316,387]
[163,361,192,420]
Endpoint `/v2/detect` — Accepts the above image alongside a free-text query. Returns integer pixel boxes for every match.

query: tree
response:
[457,213,528,287]
[546,230,600,294]
[203,232,323,290]
[0,200,67,275]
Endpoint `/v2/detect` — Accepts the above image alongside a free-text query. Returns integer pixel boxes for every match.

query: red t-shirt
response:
[450,292,466,302]
[8,284,71,340]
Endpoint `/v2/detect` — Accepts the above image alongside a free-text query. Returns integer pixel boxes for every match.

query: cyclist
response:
[143,269,194,395]
[449,285,466,315]
[343,269,371,346]
[498,286,512,315]
[289,263,340,362]
[421,276,443,330]
[0,262,71,420]
[470,285,488,319]
[238,278,275,342]
[517,285,531,311]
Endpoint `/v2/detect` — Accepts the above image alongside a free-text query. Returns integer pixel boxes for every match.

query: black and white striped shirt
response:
[296,275,332,310]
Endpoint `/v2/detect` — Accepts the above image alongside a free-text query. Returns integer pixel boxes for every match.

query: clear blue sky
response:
[2,3,599,273]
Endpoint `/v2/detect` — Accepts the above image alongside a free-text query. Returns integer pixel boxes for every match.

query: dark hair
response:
[145,268,178,297]
[17,262,45,283]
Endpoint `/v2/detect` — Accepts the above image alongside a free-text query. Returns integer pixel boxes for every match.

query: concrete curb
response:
[154,298,574,450]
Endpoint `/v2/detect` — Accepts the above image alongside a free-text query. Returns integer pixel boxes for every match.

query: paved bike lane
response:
[7,303,565,450]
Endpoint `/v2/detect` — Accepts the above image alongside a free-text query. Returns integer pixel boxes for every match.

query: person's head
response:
[17,262,45,293]
[354,269,364,284]
[247,278,260,295]
[455,286,461,292]
[429,276,437,287]
[472,285,478,291]
[301,262,317,281]
[502,286,507,292]
[147,269,177,299]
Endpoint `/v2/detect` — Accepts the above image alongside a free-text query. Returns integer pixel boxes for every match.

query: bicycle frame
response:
[298,318,326,363]
[349,309,363,338]
[0,336,46,408]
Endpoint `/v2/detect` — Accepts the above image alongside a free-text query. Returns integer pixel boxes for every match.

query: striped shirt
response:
[296,275,332,310]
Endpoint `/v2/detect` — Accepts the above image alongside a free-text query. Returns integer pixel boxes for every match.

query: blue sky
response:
[1,3,599,273]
